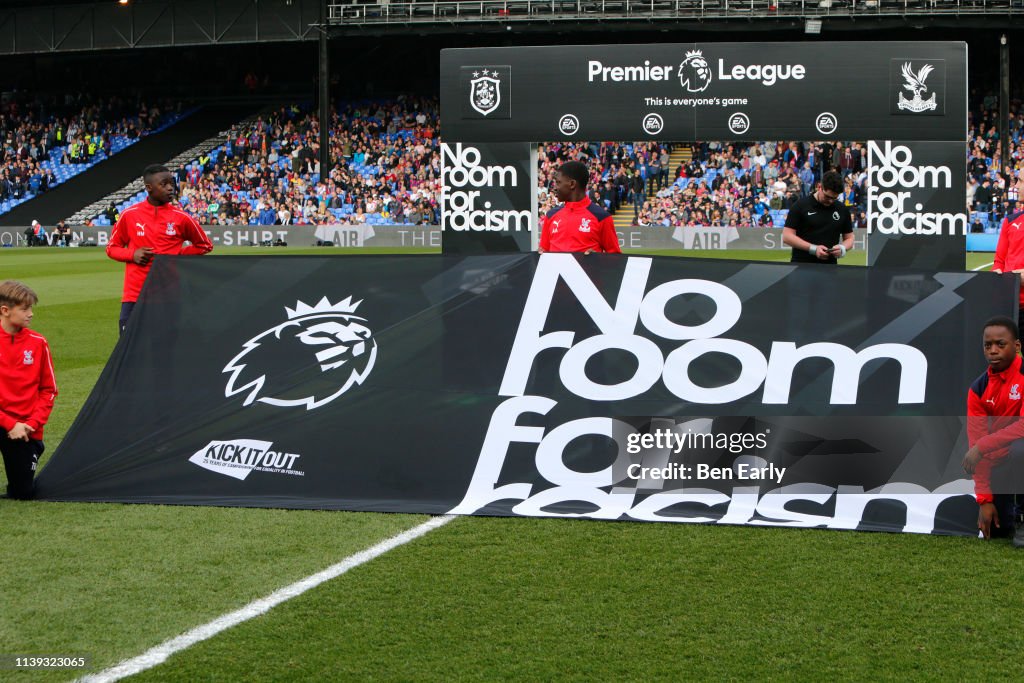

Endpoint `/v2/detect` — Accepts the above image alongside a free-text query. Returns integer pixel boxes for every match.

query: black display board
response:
[439,42,968,268]
[441,42,966,142]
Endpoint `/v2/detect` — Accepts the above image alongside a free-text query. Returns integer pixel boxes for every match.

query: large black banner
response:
[441,42,967,142]
[37,255,1016,536]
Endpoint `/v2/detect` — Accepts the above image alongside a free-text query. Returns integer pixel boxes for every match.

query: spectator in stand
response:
[976,178,993,215]
[1,93,180,213]
[798,162,815,197]
[162,98,442,228]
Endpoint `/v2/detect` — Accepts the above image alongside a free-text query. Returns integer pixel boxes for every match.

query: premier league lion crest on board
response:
[678,49,712,93]
[461,65,512,119]
[223,296,378,411]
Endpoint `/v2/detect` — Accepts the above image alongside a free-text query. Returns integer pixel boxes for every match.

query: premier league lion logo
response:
[470,69,502,116]
[678,50,712,93]
[223,296,378,410]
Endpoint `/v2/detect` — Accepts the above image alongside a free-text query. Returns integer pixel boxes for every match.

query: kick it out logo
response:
[189,438,304,481]
[441,143,532,232]
[866,141,966,235]
[223,296,377,410]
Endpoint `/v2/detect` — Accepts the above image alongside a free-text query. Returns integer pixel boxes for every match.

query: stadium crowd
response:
[165,98,441,227]
[60,88,1024,233]
[1,92,181,206]
[537,138,869,229]
[966,90,1024,230]
[106,100,875,231]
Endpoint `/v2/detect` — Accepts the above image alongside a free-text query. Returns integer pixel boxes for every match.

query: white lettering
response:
[866,140,966,236]
[441,143,531,232]
[587,59,674,82]
[718,59,806,86]
[501,255,928,405]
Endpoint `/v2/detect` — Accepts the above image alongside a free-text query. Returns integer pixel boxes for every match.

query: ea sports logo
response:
[643,113,664,135]
[728,112,750,135]
[678,50,712,93]
[816,112,838,135]
[223,296,378,411]
[559,114,580,136]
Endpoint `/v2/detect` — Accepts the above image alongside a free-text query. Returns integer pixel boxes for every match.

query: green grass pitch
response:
[0,246,1014,681]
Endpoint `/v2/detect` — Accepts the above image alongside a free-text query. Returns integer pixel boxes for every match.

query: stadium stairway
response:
[0,103,260,228]
[668,144,692,179]
[70,110,271,226]
[611,144,692,229]
[612,200,638,230]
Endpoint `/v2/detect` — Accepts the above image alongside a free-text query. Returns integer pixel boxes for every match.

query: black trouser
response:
[988,440,1024,537]
[119,301,136,336]
[0,435,43,499]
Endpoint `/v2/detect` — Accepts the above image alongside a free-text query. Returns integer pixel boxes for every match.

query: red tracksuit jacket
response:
[994,210,1024,307]
[967,354,1024,504]
[0,327,57,440]
[106,200,214,303]
[540,197,621,254]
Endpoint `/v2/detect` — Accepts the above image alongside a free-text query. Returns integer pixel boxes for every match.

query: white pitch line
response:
[972,262,994,271]
[78,514,455,683]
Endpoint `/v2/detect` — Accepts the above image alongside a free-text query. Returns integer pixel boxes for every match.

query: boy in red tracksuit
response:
[962,316,1024,541]
[539,161,621,255]
[106,163,213,335]
[0,281,57,500]
[992,208,1024,332]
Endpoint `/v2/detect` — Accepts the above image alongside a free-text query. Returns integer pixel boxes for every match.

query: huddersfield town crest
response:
[470,70,502,116]
[460,65,511,119]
